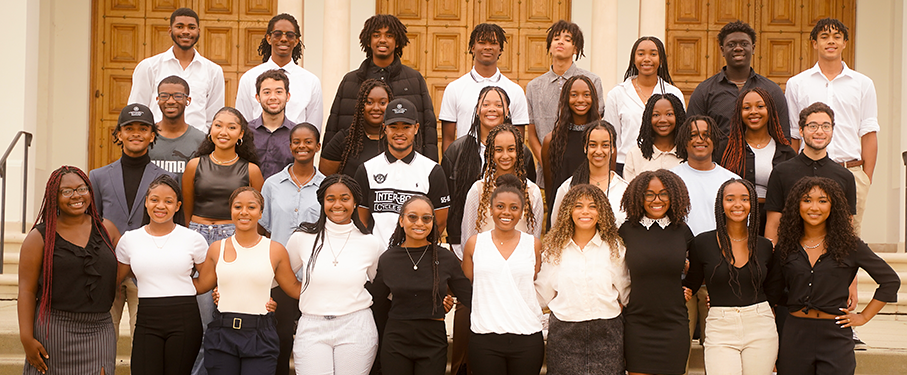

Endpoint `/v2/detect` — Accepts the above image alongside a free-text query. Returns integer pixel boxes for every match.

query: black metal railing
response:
[0,131,33,274]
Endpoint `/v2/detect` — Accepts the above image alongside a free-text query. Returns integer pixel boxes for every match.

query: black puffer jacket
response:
[323,57,439,161]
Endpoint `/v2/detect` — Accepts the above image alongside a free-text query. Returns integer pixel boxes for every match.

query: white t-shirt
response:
[670,163,740,236]
[439,68,530,139]
[751,139,776,199]
[116,225,208,298]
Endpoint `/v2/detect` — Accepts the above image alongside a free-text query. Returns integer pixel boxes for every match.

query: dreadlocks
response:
[546,20,585,60]
[387,195,442,314]
[720,87,790,178]
[257,13,303,64]
[475,124,535,233]
[549,75,601,178]
[621,169,690,224]
[637,93,686,160]
[544,184,622,264]
[337,79,394,174]
[712,179,762,300]
[35,166,115,324]
[623,36,674,84]
[359,14,410,59]
[469,23,507,56]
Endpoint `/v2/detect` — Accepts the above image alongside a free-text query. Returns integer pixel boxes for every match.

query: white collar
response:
[469,68,502,83]
[640,216,671,230]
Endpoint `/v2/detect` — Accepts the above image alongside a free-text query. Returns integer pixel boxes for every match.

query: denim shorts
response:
[189,222,236,245]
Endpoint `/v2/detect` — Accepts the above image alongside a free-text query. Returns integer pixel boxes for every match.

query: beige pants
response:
[848,165,870,237]
[703,302,778,375]
[110,278,138,337]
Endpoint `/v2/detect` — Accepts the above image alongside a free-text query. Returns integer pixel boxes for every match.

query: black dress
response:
[619,220,693,375]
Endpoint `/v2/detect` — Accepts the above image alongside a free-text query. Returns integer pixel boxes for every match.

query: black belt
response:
[210,312,273,330]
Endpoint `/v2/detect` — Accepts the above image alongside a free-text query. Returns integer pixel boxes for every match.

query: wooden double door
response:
[666,0,857,96]
[89,0,279,169]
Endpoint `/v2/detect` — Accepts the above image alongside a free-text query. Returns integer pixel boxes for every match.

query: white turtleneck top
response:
[285,220,383,316]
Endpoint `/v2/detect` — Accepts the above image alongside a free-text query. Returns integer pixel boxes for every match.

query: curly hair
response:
[810,18,849,41]
[544,184,622,264]
[469,23,507,55]
[571,120,616,187]
[675,115,723,162]
[254,69,290,94]
[549,75,601,177]
[712,179,763,300]
[720,87,790,178]
[449,86,512,235]
[623,36,674,84]
[34,166,115,324]
[337,79,394,174]
[359,14,410,59]
[638,93,686,160]
[475,124,536,233]
[798,101,835,130]
[196,107,261,165]
[718,20,756,45]
[140,174,187,227]
[776,177,857,265]
[621,169,690,224]
[387,195,442,314]
[257,13,303,63]
[296,174,370,293]
[546,20,584,60]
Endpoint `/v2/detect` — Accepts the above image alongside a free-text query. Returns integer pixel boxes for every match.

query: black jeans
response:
[469,331,544,375]
[381,319,448,375]
[132,296,203,375]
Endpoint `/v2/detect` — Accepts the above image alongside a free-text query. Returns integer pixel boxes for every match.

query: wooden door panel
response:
[758,32,801,89]
[145,19,173,56]
[667,31,710,95]
[804,0,837,25]
[479,0,518,24]
[104,18,146,68]
[387,0,424,21]
[522,0,567,24]
[197,0,239,20]
[147,0,192,19]
[710,0,752,28]
[498,32,516,75]
[197,21,238,70]
[402,30,425,70]
[104,0,145,17]
[224,72,238,108]
[519,29,549,76]
[426,27,466,76]
[668,0,708,31]
[762,0,800,32]
[243,0,276,17]
[101,70,135,118]
[241,26,268,70]
[429,0,463,24]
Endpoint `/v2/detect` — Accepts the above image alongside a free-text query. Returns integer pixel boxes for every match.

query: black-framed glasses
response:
[61,186,90,198]
[804,122,833,132]
[644,191,670,202]
[269,30,298,40]
[158,92,187,101]
[724,41,751,49]
[405,213,434,224]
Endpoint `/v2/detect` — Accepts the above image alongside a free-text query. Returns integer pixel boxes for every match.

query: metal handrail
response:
[0,131,33,274]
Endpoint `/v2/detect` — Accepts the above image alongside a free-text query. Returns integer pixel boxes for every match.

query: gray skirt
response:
[23,309,116,375]
[546,313,625,375]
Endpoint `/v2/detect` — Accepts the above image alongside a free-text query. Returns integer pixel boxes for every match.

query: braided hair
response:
[469,23,507,55]
[571,120,617,187]
[257,13,303,64]
[196,107,261,165]
[387,195,442,314]
[637,93,686,160]
[544,184,622,264]
[35,166,115,324]
[549,75,601,177]
[296,174,369,293]
[475,124,535,233]
[337,79,394,174]
[712,179,762,299]
[675,115,723,162]
[449,86,512,235]
[720,87,790,177]
[621,169,690,224]
[359,15,410,59]
[140,174,187,227]
[623,36,674,84]
[776,177,857,265]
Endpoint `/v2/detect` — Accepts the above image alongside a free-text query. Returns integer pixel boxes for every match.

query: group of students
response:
[16,7,899,375]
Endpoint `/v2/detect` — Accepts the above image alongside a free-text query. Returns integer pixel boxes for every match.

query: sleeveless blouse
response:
[216,236,275,315]
[36,222,117,313]
[470,231,542,335]
[193,155,250,220]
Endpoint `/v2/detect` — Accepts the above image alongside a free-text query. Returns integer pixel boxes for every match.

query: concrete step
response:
[0,354,132,374]
[2,230,24,275]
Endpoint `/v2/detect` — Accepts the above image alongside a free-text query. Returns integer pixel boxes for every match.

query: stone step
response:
[2,230,25,275]
[0,354,132,375]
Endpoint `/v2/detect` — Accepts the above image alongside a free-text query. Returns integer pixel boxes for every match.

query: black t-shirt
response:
[684,230,774,307]
[764,153,857,214]
[322,128,383,177]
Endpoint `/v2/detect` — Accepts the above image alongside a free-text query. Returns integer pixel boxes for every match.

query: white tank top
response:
[216,236,275,315]
[470,231,542,334]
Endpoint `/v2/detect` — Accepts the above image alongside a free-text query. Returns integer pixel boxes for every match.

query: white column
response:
[638,0,666,42]
[591,0,619,88]
[319,0,351,135]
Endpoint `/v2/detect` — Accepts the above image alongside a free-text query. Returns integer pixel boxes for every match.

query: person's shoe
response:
[853,330,868,350]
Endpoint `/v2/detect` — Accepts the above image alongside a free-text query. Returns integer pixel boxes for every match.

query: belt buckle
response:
[232,317,242,329]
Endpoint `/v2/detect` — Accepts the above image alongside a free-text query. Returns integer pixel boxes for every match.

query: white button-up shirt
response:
[785,62,879,163]
[234,58,324,129]
[129,47,225,132]
[439,68,530,138]
[535,234,630,322]
[604,76,685,164]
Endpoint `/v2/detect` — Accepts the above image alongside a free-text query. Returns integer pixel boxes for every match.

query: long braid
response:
[338,80,393,174]
[549,75,600,178]
[257,14,303,63]
[637,93,686,160]
[720,87,790,177]
[36,166,114,325]
[712,179,761,300]
[475,125,536,232]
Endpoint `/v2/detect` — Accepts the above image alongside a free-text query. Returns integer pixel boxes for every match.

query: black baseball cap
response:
[384,98,419,125]
[117,103,155,128]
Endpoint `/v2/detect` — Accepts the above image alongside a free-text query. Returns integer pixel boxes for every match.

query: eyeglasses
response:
[60,186,90,198]
[405,213,434,224]
[724,41,751,49]
[158,92,187,101]
[644,191,670,202]
[804,122,833,132]
[269,30,298,41]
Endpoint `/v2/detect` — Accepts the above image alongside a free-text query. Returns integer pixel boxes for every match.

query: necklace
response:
[151,232,173,249]
[405,245,430,271]
[746,136,771,149]
[491,230,516,246]
[729,235,747,242]
[210,153,239,165]
[802,237,826,249]
[590,174,610,187]
[289,166,315,191]
[326,229,352,266]
[633,78,652,103]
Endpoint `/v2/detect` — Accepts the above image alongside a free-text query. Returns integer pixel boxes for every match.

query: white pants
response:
[293,308,378,375]
[703,301,778,375]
